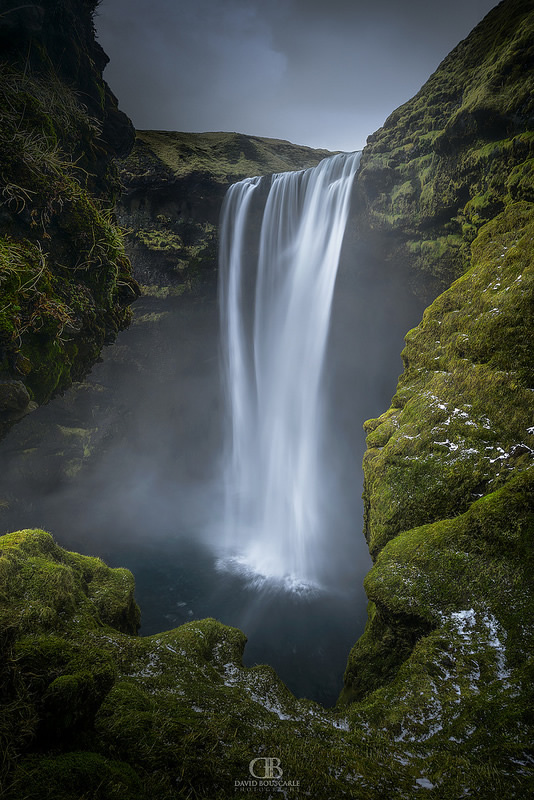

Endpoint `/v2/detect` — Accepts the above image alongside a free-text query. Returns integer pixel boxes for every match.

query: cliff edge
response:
[0,0,139,432]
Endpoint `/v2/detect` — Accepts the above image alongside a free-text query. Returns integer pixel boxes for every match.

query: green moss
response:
[0,529,140,636]
[357,0,534,299]
[0,58,138,411]
[340,600,432,704]
[362,202,534,557]
[343,468,534,797]
[127,130,333,185]
[5,752,142,800]
[135,228,183,252]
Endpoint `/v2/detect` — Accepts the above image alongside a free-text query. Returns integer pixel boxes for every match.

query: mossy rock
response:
[0,529,140,637]
[354,0,534,302]
[2,524,533,798]
[363,202,534,558]
[0,7,139,419]
[4,751,143,800]
[343,468,534,797]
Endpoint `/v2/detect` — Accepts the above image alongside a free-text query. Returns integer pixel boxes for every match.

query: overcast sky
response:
[95,0,498,152]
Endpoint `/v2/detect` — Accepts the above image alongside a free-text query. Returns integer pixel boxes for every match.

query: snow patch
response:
[415,778,435,790]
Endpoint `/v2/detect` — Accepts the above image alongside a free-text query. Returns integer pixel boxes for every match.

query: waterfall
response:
[218,151,361,589]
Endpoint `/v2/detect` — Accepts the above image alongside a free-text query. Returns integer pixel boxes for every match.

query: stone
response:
[0,380,31,419]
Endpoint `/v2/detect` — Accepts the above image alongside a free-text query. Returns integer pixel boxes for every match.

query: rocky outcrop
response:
[0,0,139,426]
[0,529,360,800]
[350,0,534,305]
[342,203,534,707]
[360,202,534,560]
[340,2,534,793]
[116,131,333,291]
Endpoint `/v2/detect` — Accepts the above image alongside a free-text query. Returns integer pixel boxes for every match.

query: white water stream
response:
[218,152,361,589]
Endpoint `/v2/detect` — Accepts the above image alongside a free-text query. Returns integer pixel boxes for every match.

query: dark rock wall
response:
[0,0,139,431]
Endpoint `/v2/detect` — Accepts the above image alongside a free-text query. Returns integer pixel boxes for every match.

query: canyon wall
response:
[115,130,332,291]
[0,0,139,432]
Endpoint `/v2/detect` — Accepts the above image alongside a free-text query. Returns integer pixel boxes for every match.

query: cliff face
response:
[340,0,534,783]
[351,0,534,304]
[116,130,333,291]
[0,0,139,430]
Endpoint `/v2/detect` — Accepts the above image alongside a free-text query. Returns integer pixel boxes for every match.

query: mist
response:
[0,159,427,703]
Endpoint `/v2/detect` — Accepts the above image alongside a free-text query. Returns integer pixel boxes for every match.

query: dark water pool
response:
[0,291,373,706]
[105,534,368,706]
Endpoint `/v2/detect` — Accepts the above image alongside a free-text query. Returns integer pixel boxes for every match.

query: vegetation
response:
[0,1,138,414]
[131,220,218,292]
[122,130,334,185]
[355,0,534,301]
[361,201,534,558]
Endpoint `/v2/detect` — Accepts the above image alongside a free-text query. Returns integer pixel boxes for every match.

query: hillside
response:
[123,130,334,185]
[352,0,534,303]
[116,130,333,291]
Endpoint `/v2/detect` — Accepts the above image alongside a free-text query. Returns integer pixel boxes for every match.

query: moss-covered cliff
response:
[352,0,534,304]
[0,0,139,429]
[116,131,333,291]
[342,199,534,713]
[341,0,534,792]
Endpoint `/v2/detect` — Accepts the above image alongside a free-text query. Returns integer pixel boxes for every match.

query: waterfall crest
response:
[218,152,361,589]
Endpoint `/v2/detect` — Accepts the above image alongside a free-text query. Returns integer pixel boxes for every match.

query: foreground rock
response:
[0,530,356,799]
[2,522,532,799]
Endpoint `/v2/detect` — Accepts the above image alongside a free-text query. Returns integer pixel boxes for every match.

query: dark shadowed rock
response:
[0,380,31,419]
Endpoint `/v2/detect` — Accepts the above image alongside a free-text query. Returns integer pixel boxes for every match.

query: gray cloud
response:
[95,0,497,151]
